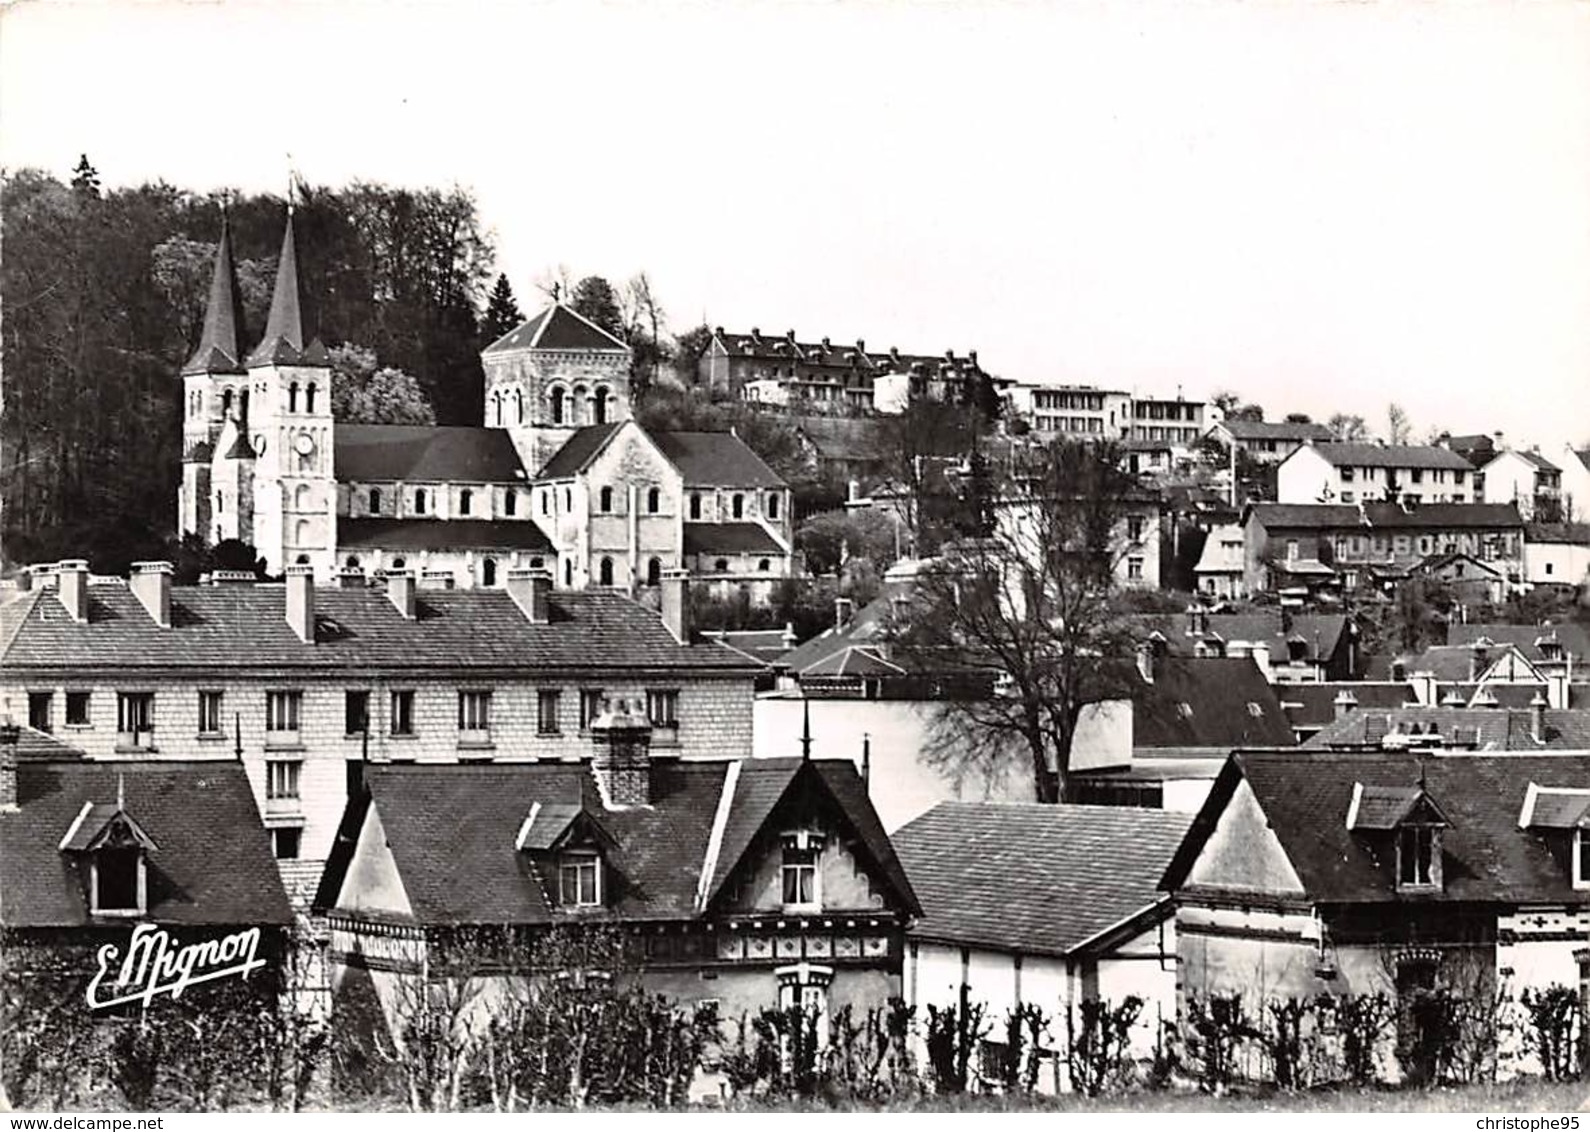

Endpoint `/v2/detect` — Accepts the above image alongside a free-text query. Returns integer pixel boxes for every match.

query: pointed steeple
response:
[248,207,327,367]
[181,216,247,375]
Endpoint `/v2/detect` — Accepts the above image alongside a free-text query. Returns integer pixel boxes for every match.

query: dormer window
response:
[1397,825,1439,889]
[1575,830,1590,890]
[559,852,602,908]
[94,848,145,915]
[1346,781,1449,893]
[61,797,158,919]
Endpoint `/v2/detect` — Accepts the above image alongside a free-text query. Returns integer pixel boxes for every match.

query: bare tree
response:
[1327,413,1370,442]
[533,263,575,304]
[894,440,1143,802]
[1387,403,1413,446]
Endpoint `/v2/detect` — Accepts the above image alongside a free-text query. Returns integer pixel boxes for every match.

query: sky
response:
[3,0,1588,451]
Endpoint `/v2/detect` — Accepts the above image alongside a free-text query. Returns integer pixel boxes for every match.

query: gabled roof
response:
[1304,706,1590,750]
[536,422,625,478]
[653,431,784,487]
[0,585,756,673]
[894,802,1192,958]
[1483,449,1561,473]
[338,517,554,553]
[1217,420,1334,443]
[181,218,247,376]
[1,760,292,927]
[1305,443,1473,471]
[683,523,786,556]
[59,801,159,853]
[1448,623,1590,665]
[483,304,630,354]
[1247,503,1365,529]
[1132,657,1297,749]
[336,425,528,483]
[1362,502,1523,530]
[1520,784,1590,830]
[778,580,915,676]
[1280,682,1418,730]
[1165,751,1590,905]
[1345,783,1450,830]
[1125,612,1351,666]
[1401,642,1532,682]
[316,758,916,924]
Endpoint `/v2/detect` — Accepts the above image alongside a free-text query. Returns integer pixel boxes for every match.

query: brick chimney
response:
[420,570,454,591]
[56,560,89,623]
[1333,689,1358,720]
[336,567,366,589]
[284,564,315,644]
[0,701,19,811]
[590,698,653,806]
[1531,690,1549,744]
[660,568,690,644]
[506,567,552,624]
[387,570,416,620]
[129,561,173,628]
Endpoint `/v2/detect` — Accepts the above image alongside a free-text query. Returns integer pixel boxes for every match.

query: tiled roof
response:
[778,580,915,675]
[1,760,292,928]
[1362,502,1523,530]
[1133,657,1297,748]
[1482,450,1561,473]
[1126,612,1350,665]
[1247,503,1364,529]
[654,431,784,488]
[1308,443,1473,471]
[895,802,1192,957]
[339,517,553,553]
[536,422,625,478]
[1218,420,1334,442]
[483,304,630,354]
[336,426,528,484]
[317,757,915,924]
[0,585,756,674]
[1401,643,1523,682]
[13,726,89,762]
[1167,751,1590,904]
[1303,706,1590,750]
[1448,623,1590,665]
[683,523,785,555]
[1279,682,1418,730]
[1526,524,1590,546]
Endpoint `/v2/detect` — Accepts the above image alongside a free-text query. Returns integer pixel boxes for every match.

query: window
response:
[117,693,155,750]
[273,827,301,861]
[392,557,406,570]
[93,849,143,915]
[1411,468,1423,484]
[391,690,416,737]
[593,387,609,425]
[460,489,473,516]
[646,689,679,735]
[758,558,771,573]
[714,558,729,573]
[551,387,566,424]
[415,488,428,515]
[288,382,299,412]
[579,689,605,731]
[767,493,780,520]
[537,689,562,735]
[266,760,301,801]
[482,558,498,586]
[564,559,573,587]
[505,490,518,517]
[1127,557,1144,581]
[28,692,52,733]
[689,493,702,520]
[1127,515,1145,543]
[66,691,91,727]
[306,383,317,413]
[781,846,819,909]
[732,494,745,519]
[541,491,550,516]
[1286,540,1300,562]
[647,487,660,514]
[600,486,614,513]
[1340,466,1355,483]
[198,691,223,735]
[646,558,662,587]
[564,489,572,511]
[599,557,615,586]
[266,690,302,743]
[346,690,370,736]
[1398,826,1438,889]
[458,690,492,739]
[559,854,601,907]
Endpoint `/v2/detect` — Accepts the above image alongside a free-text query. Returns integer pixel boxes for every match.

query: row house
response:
[1128,396,1207,451]
[1164,750,1590,1081]
[313,707,920,1062]
[1203,418,1334,465]
[1480,449,1564,522]
[0,561,760,904]
[1277,441,1474,506]
[1003,384,1132,442]
[1242,501,1525,596]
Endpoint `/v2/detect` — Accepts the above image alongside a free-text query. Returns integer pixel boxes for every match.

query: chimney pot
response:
[856,338,866,352]
[1530,691,1548,743]
[209,570,256,585]
[129,561,174,628]
[284,563,315,644]
[387,570,417,620]
[1333,689,1358,720]
[506,567,553,624]
[660,568,691,644]
[336,567,366,589]
[590,698,653,806]
[55,560,89,623]
[419,569,455,591]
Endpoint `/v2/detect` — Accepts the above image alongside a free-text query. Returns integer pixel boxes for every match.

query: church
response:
[177,212,794,595]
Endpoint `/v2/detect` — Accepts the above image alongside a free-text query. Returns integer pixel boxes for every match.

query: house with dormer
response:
[313,702,920,1053]
[1163,750,1590,1081]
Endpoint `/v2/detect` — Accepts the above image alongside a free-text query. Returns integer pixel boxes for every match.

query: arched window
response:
[491,391,502,427]
[767,493,780,519]
[221,388,234,416]
[294,484,312,510]
[346,555,361,568]
[369,488,382,514]
[392,557,406,570]
[514,389,523,425]
[572,386,588,426]
[295,554,310,565]
[530,557,545,570]
[758,558,770,573]
[415,489,428,515]
[461,489,473,516]
[732,493,745,519]
[647,487,660,514]
[505,490,517,517]
[564,489,572,511]
[689,493,702,520]
[598,557,614,586]
[551,387,566,425]
[288,382,299,412]
[647,558,662,587]
[540,491,550,516]
[714,558,729,573]
[563,559,573,587]
[599,486,614,513]
[593,386,609,425]
[239,389,249,422]
[294,520,311,545]
[306,383,317,413]
[482,558,498,586]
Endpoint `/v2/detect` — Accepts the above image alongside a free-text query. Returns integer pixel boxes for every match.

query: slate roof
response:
[1526,524,1590,546]
[1,760,292,928]
[1165,751,1590,905]
[316,758,917,924]
[1401,643,1528,682]
[1133,657,1297,748]
[1448,623,1590,665]
[778,581,915,676]
[1247,503,1364,530]
[483,304,630,354]
[338,518,553,553]
[0,585,756,674]
[336,425,528,483]
[1304,707,1590,750]
[654,431,784,487]
[1308,443,1473,471]
[1362,502,1523,530]
[1218,420,1334,443]
[1126,612,1350,666]
[1278,682,1419,731]
[536,422,625,479]
[894,802,1192,957]
[699,629,793,667]
[1483,450,1562,474]
[13,726,89,762]
[683,523,785,555]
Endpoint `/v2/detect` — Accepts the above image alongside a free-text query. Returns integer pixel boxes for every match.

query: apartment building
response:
[1277,442,1473,506]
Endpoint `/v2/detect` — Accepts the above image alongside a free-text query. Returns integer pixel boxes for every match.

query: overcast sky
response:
[3,0,1587,450]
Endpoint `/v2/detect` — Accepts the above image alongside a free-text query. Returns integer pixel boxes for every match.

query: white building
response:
[1276,442,1474,506]
[1480,449,1562,521]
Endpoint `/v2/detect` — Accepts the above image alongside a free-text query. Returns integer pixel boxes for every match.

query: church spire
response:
[181,215,246,375]
[248,207,328,367]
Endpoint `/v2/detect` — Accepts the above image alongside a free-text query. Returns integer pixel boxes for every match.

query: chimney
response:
[129,561,173,628]
[835,596,854,630]
[12,568,32,593]
[387,570,416,619]
[284,564,315,644]
[0,709,15,813]
[856,338,866,353]
[336,567,366,589]
[506,567,552,624]
[209,570,256,585]
[714,325,724,337]
[660,568,691,644]
[1136,641,1155,684]
[1186,603,1208,636]
[1250,642,1272,682]
[420,569,454,591]
[1547,671,1569,709]
[969,349,979,367]
[56,560,89,623]
[1531,691,1548,744]
[782,621,798,650]
[1470,640,1491,681]
[1333,689,1358,720]
[590,697,653,806]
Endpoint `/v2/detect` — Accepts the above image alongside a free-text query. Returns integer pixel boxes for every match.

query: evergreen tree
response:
[481,273,523,344]
[571,275,624,339]
[71,154,100,198]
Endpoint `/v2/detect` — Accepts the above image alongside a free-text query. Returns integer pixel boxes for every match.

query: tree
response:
[875,398,989,556]
[481,273,523,344]
[1232,402,1265,422]
[1209,389,1241,417]
[571,276,624,339]
[671,324,714,388]
[619,272,668,397]
[1387,403,1413,446]
[1328,413,1370,441]
[896,440,1143,803]
[329,343,436,425]
[796,508,899,577]
[1283,412,1313,424]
